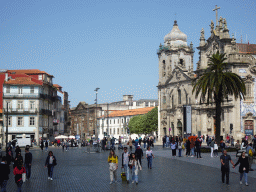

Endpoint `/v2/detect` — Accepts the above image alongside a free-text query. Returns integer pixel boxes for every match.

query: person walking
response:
[166,136,170,148]
[178,141,182,157]
[214,141,218,157]
[6,146,13,166]
[210,139,215,157]
[195,138,202,158]
[40,140,44,152]
[65,140,70,151]
[24,148,32,181]
[44,151,57,181]
[0,156,10,192]
[13,160,26,192]
[14,152,23,169]
[129,153,142,185]
[186,139,191,157]
[108,149,118,184]
[246,143,255,171]
[143,137,147,149]
[233,151,249,186]
[121,147,130,184]
[45,140,49,152]
[253,135,256,151]
[171,141,177,157]
[15,146,21,158]
[220,140,226,154]
[235,140,240,155]
[220,150,235,185]
[135,137,139,150]
[231,136,234,147]
[190,139,195,157]
[61,140,65,152]
[146,146,154,169]
[135,145,143,166]
[162,136,166,148]
[127,138,133,152]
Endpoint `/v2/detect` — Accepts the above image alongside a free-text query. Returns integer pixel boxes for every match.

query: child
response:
[129,153,142,185]
[214,141,218,157]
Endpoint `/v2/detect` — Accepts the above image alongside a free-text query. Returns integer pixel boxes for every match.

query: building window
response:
[30,86,34,94]
[110,120,111,124]
[178,89,181,105]
[30,117,35,126]
[106,120,108,124]
[114,128,115,134]
[18,87,22,94]
[18,117,23,126]
[122,128,124,134]
[17,101,23,109]
[6,101,11,109]
[122,119,123,124]
[163,96,166,104]
[127,119,129,123]
[117,128,119,134]
[38,75,42,80]
[6,86,10,93]
[30,101,35,109]
[246,83,252,97]
[118,119,119,124]
[110,128,112,135]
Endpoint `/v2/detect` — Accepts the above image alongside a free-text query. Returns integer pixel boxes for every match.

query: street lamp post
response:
[6,103,9,148]
[94,87,100,152]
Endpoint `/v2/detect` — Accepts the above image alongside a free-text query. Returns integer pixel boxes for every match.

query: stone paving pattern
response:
[2,145,256,192]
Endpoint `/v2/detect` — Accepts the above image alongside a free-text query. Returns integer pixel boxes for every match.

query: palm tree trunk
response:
[215,99,221,145]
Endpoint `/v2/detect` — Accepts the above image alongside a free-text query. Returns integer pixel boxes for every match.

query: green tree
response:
[128,107,158,134]
[192,51,246,144]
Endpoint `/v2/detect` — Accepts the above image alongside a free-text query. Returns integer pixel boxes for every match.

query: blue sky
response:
[1,0,255,107]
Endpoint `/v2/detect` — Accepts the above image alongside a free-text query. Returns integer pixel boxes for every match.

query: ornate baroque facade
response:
[157,17,256,141]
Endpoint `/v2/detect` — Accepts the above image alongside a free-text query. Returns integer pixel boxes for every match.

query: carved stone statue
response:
[210,20,214,32]
[219,16,223,28]
[223,18,227,30]
[200,28,205,38]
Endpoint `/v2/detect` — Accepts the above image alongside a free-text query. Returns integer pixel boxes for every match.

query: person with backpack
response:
[129,153,142,185]
[44,151,57,181]
[233,151,250,186]
[13,160,26,192]
[108,149,118,184]
[121,147,130,184]
[246,143,254,171]
[0,156,10,192]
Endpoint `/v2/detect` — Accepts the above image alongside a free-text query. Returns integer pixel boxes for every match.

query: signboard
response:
[245,129,253,136]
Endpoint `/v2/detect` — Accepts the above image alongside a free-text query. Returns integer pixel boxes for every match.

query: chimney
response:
[5,73,8,82]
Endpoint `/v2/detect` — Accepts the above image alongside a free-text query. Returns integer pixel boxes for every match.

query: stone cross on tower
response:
[213,5,220,26]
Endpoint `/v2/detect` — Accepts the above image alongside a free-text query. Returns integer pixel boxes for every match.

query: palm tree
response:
[192,51,246,144]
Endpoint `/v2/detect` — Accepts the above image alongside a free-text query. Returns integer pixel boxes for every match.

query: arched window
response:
[163,60,166,69]
[178,90,181,104]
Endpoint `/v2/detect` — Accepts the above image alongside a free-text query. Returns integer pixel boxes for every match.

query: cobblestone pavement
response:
[2,145,256,192]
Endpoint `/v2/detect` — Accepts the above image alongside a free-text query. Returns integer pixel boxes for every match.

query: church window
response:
[163,96,166,104]
[178,90,181,105]
[245,83,252,97]
[163,60,166,69]
[179,59,184,66]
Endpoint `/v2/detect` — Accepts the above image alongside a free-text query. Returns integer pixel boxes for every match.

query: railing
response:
[3,93,40,98]
[3,108,39,113]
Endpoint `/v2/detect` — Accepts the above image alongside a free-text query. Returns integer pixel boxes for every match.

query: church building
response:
[157,13,256,141]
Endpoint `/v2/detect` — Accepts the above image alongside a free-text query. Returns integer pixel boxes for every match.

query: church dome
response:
[164,20,187,47]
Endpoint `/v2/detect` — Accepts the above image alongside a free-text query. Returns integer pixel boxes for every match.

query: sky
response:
[0,0,255,107]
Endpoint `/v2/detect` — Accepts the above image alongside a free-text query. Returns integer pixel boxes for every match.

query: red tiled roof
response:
[53,84,62,88]
[237,43,256,54]
[4,77,41,85]
[99,107,155,118]
[7,69,54,77]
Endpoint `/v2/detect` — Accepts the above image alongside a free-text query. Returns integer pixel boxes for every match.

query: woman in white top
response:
[129,153,142,184]
[146,146,154,169]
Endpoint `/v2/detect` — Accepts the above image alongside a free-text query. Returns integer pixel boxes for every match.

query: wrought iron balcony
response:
[3,93,40,99]
[3,108,39,113]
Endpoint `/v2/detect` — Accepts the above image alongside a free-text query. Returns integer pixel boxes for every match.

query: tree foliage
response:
[192,51,246,144]
[128,107,158,134]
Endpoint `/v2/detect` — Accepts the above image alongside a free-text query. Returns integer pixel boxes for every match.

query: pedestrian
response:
[143,137,147,149]
[210,139,215,157]
[134,137,139,150]
[121,147,130,184]
[162,136,166,148]
[108,149,118,184]
[135,145,143,166]
[24,148,32,181]
[195,138,202,158]
[220,140,225,154]
[65,140,70,151]
[40,140,44,152]
[0,156,10,192]
[253,135,256,151]
[45,140,49,152]
[186,139,191,157]
[139,137,142,146]
[206,135,209,146]
[62,140,65,152]
[14,152,23,169]
[203,135,205,143]
[171,141,177,157]
[15,146,21,157]
[166,136,170,148]
[127,138,133,152]
[233,151,249,186]
[13,160,26,192]
[190,139,195,157]
[44,151,57,181]
[220,150,235,185]
[129,153,142,185]
[214,141,218,157]
[147,138,150,148]
[178,141,182,157]
[146,146,154,169]
[111,137,115,149]
[246,143,255,171]
[235,140,240,155]
[6,146,13,166]
[208,137,212,147]
[231,136,234,147]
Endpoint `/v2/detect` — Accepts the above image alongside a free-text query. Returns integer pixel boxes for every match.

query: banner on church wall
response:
[183,105,192,134]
